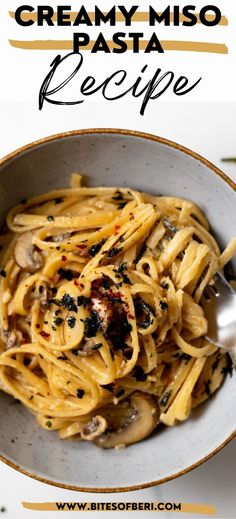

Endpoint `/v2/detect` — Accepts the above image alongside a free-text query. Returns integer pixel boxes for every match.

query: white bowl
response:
[0,129,235,492]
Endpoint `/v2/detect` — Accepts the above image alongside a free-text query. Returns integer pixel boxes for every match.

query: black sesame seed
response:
[67,316,76,328]
[60,294,77,313]
[107,247,122,259]
[53,316,63,327]
[77,296,90,307]
[88,239,106,257]
[76,389,85,399]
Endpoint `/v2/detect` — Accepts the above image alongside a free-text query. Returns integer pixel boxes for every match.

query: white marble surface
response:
[0,101,235,518]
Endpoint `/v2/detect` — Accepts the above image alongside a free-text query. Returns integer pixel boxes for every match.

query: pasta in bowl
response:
[0,174,235,449]
[0,129,235,491]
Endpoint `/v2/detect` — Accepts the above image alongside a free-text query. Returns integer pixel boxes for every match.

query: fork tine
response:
[214,272,234,293]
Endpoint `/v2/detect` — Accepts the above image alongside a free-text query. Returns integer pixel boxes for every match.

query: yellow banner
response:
[22,501,216,514]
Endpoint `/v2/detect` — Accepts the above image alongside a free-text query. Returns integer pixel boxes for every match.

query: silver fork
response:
[162,218,236,367]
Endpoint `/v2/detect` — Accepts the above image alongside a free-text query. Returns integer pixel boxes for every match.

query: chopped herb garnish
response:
[84,310,101,338]
[107,247,122,259]
[133,366,147,382]
[118,262,128,273]
[47,215,54,222]
[101,275,111,289]
[46,420,52,428]
[76,389,85,399]
[88,239,106,257]
[0,269,6,278]
[60,294,77,313]
[159,390,172,407]
[134,297,155,328]
[67,316,76,328]
[118,262,132,284]
[160,300,168,310]
[53,316,63,327]
[77,295,90,307]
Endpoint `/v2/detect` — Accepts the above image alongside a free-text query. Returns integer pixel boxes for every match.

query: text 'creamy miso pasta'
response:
[0,174,235,448]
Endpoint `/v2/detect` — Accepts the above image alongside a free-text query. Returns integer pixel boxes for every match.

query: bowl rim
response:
[0,127,235,493]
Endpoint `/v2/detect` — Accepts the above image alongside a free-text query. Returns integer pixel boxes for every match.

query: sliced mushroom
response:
[1,328,23,349]
[15,231,43,273]
[74,338,101,357]
[95,392,159,449]
[38,283,51,311]
[81,415,107,440]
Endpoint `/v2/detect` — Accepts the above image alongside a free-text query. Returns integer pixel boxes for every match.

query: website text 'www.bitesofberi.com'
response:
[22,501,216,514]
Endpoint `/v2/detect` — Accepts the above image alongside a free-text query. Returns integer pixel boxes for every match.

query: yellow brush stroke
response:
[22,501,216,514]
[9,39,228,54]
[9,11,228,26]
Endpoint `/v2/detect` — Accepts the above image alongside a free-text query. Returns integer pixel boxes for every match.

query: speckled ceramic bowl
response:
[0,129,235,492]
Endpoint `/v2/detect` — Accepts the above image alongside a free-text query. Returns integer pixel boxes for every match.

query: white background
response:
[0,0,236,518]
